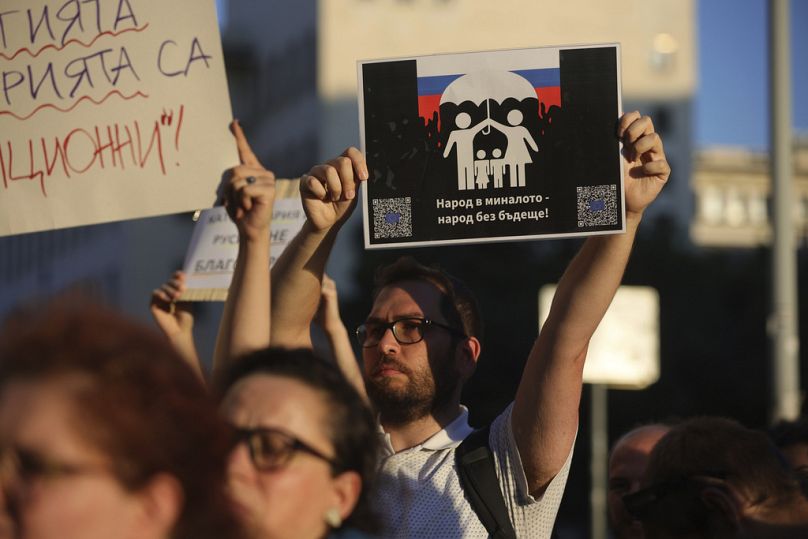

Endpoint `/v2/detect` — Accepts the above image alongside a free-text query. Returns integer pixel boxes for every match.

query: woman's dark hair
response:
[0,301,244,539]
[217,347,380,534]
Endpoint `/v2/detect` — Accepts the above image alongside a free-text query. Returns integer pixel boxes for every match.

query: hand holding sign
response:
[617,111,671,220]
[300,147,368,232]
[224,120,276,242]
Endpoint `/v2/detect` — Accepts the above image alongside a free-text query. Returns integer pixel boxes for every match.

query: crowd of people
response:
[1,111,806,539]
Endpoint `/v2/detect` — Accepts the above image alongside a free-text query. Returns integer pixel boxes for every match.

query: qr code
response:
[577,185,618,227]
[373,197,412,239]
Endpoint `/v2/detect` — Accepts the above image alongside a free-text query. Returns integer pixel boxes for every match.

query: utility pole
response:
[768,0,800,422]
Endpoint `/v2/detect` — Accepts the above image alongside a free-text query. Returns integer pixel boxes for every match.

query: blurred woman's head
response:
[217,348,379,539]
[0,302,242,539]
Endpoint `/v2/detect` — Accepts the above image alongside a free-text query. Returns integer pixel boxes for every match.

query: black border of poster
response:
[359,44,623,249]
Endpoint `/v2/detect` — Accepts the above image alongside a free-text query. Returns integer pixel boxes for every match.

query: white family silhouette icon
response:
[441,71,539,192]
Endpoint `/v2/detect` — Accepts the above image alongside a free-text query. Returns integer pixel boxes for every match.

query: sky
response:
[697,0,808,149]
[214,0,807,150]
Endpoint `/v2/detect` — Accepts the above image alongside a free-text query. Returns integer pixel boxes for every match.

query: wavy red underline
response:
[0,90,149,121]
[0,24,150,61]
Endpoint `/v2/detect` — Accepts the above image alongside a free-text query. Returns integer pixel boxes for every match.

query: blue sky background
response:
[215,0,807,150]
[697,0,808,149]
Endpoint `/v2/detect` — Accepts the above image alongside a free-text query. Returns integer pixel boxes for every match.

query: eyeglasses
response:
[232,426,342,473]
[355,317,467,348]
[0,446,106,486]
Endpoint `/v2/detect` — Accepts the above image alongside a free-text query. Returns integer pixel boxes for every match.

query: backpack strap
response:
[455,425,517,539]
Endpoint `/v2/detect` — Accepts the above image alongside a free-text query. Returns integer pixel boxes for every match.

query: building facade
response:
[691,139,808,247]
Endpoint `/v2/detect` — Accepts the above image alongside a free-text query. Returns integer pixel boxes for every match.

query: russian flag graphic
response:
[416,67,561,126]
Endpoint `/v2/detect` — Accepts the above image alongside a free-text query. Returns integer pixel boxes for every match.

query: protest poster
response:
[0,0,237,237]
[358,44,624,248]
[180,179,305,301]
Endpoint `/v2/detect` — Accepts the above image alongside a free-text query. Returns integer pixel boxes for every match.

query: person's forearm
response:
[324,323,368,400]
[513,213,642,495]
[170,332,204,382]
[513,110,668,494]
[270,221,340,347]
[213,233,271,376]
[541,212,640,358]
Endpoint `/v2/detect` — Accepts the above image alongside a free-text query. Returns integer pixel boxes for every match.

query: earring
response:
[324,507,343,528]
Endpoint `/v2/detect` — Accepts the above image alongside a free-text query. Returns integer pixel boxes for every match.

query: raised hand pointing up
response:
[223,120,276,241]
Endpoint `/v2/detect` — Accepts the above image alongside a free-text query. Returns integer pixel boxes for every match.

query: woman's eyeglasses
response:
[232,426,342,473]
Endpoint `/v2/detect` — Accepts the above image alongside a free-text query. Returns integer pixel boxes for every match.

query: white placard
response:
[180,178,306,301]
[538,284,660,389]
[0,0,236,236]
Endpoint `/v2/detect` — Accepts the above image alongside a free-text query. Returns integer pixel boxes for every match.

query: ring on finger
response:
[246,176,257,185]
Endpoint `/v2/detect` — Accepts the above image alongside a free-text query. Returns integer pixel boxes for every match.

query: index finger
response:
[230,119,261,167]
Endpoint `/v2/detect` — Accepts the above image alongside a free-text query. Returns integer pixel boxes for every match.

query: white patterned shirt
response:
[374,403,572,538]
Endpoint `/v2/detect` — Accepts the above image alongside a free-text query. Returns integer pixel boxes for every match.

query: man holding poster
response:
[261,110,669,538]
[219,107,670,537]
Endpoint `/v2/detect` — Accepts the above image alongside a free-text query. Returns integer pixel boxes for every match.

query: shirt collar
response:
[378,406,474,455]
[422,406,473,450]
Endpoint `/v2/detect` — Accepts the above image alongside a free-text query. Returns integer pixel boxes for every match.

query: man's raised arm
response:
[269,148,368,348]
[512,112,671,496]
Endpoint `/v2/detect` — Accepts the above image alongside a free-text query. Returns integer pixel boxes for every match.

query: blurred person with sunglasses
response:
[0,302,245,539]
[217,348,379,539]
[625,417,808,539]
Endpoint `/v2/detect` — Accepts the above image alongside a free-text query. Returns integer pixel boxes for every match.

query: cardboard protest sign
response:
[358,44,624,248]
[0,0,236,237]
[180,179,306,301]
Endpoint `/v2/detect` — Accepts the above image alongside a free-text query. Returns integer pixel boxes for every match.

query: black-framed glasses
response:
[232,426,342,473]
[355,317,467,348]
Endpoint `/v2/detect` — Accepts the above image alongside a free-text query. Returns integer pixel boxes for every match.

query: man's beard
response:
[366,354,460,426]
